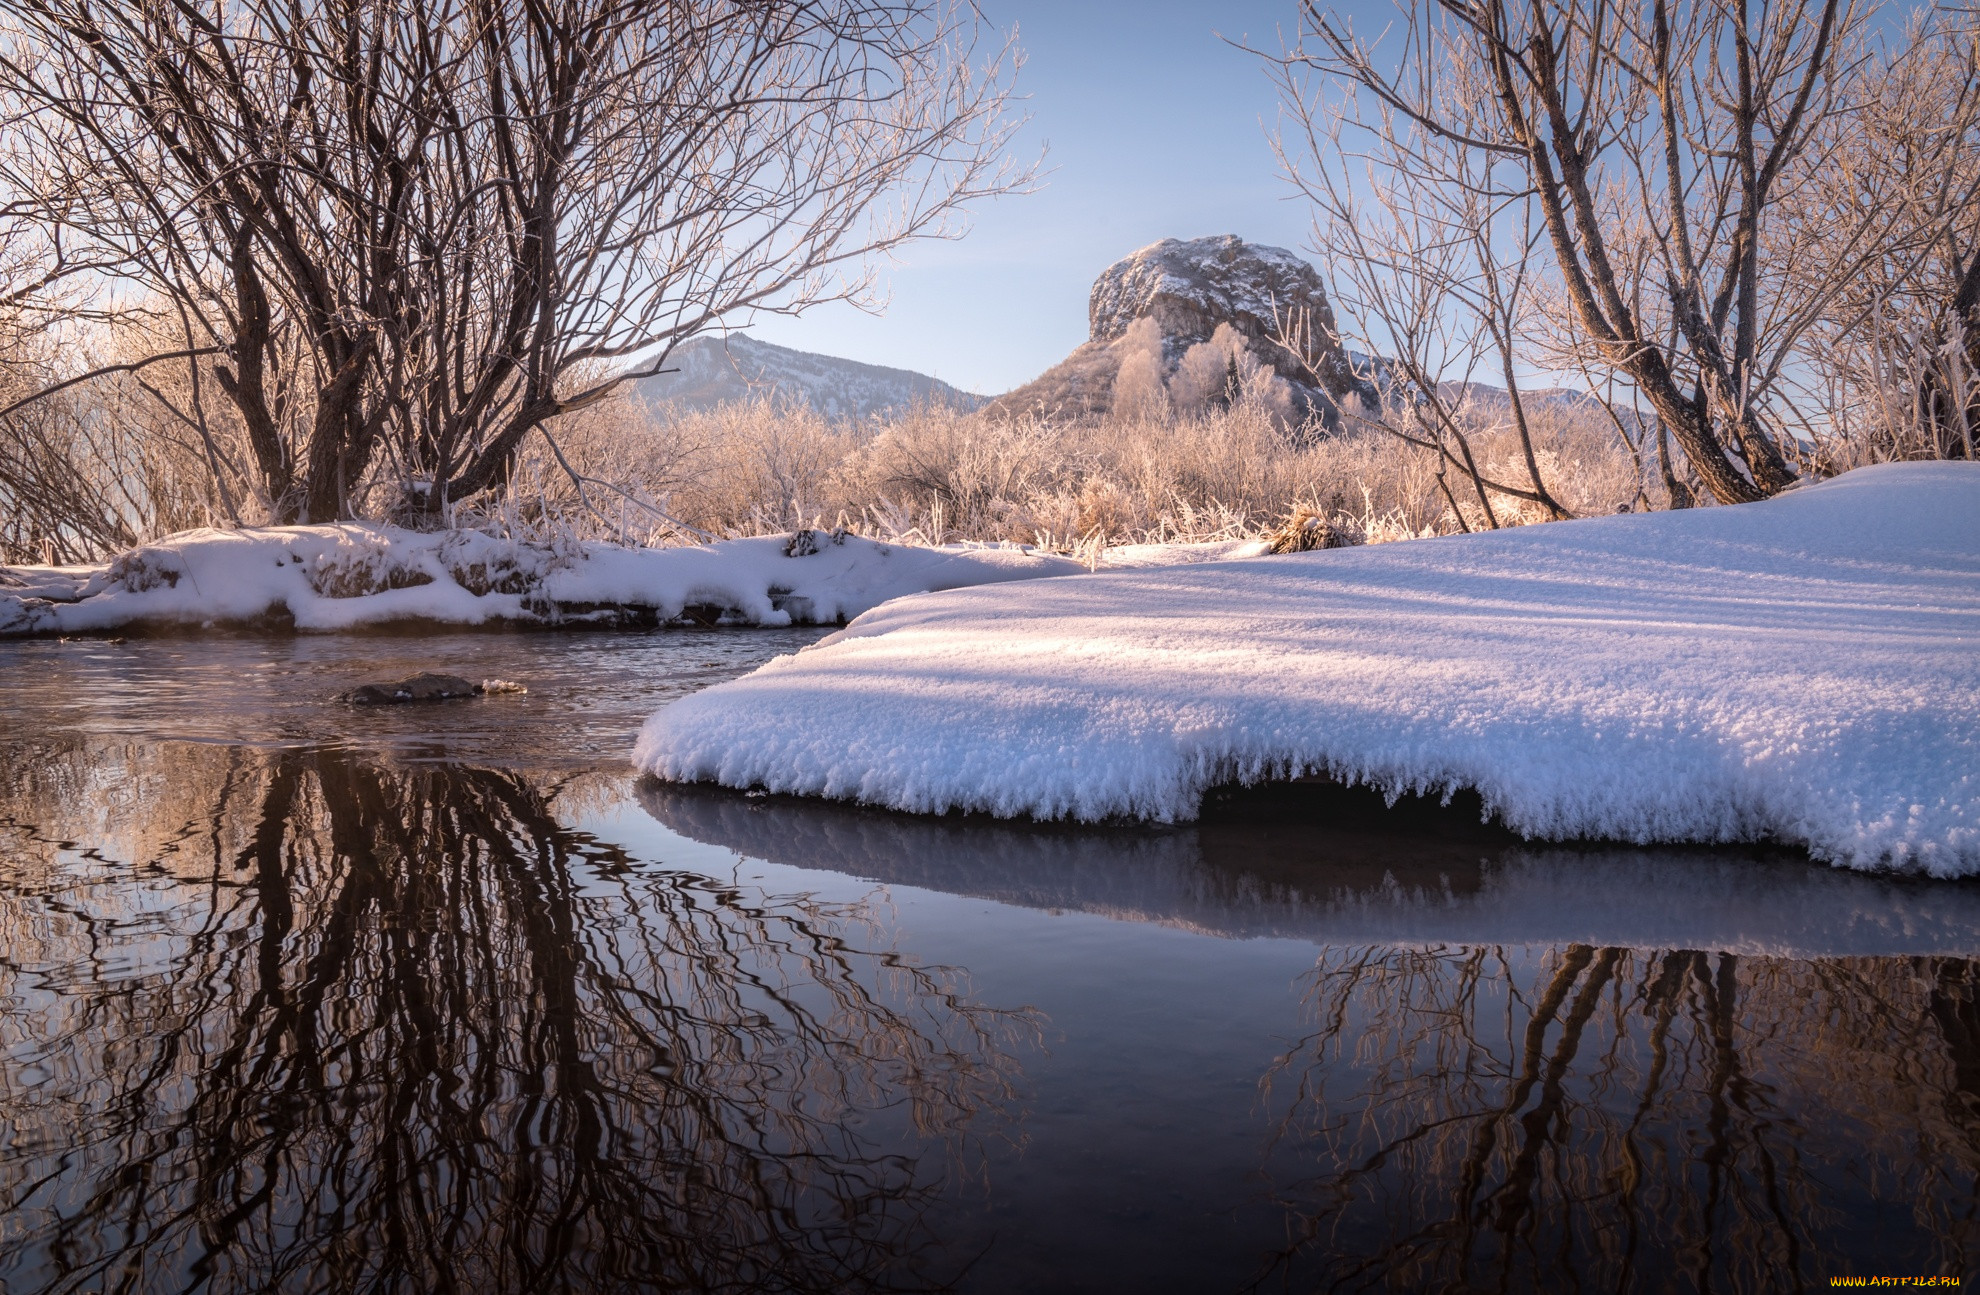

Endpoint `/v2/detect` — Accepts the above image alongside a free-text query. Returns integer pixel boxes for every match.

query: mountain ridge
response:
[634,333,981,422]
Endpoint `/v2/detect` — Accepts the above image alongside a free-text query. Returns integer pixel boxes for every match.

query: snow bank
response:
[635,463,1980,875]
[0,525,1082,636]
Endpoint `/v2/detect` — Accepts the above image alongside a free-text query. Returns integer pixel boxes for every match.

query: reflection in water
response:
[645,782,1980,1289]
[7,667,1980,1295]
[0,746,1030,1294]
[1259,946,1980,1291]
[641,781,1980,957]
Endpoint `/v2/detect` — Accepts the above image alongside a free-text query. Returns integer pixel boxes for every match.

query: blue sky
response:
[744,1,1339,396]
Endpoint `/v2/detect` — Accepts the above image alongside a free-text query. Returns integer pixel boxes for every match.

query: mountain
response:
[634,332,980,421]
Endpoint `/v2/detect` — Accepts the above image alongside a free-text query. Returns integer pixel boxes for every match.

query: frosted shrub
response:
[1109,318,1170,423]
[1168,324,1245,411]
[1166,324,1299,428]
[659,399,857,533]
[1449,399,1651,528]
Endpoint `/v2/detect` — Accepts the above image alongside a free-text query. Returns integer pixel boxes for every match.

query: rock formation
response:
[989,235,1376,430]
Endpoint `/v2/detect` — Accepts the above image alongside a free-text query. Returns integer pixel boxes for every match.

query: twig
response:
[537,425,715,544]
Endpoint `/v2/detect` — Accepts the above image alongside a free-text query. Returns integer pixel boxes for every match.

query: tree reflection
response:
[0,747,1031,1294]
[1259,944,1980,1291]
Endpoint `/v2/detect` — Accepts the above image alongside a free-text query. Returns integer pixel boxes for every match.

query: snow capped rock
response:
[991,235,1375,427]
[636,332,980,421]
[1089,235,1327,350]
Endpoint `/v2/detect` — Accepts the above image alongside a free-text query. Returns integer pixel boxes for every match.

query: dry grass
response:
[520,387,1658,552]
[0,366,1667,562]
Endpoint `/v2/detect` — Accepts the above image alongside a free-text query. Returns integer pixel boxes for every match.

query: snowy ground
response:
[636,463,1980,876]
[0,525,1087,635]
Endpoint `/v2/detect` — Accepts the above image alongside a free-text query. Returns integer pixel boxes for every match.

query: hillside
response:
[635,333,981,421]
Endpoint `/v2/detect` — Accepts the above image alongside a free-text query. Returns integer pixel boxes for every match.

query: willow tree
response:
[0,0,1022,523]
[1277,0,1894,505]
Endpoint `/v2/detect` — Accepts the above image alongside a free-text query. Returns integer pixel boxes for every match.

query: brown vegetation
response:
[502,388,1659,551]
[0,0,1022,533]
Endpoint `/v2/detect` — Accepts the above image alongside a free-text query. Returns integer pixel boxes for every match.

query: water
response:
[2,632,1977,1292]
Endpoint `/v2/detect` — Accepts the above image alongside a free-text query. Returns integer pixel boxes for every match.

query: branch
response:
[0,347,225,425]
[536,424,714,544]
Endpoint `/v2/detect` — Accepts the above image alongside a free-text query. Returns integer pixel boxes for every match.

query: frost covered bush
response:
[1434,395,1657,530]
[1109,318,1170,423]
[660,399,855,533]
[0,330,259,563]
[1166,323,1299,426]
[1167,326,1239,412]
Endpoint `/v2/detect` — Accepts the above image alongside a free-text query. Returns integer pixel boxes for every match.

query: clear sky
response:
[743,1,1338,397]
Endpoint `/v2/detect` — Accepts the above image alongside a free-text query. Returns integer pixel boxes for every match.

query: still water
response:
[2,631,1977,1293]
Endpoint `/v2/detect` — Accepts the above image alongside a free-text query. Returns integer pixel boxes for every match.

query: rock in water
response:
[988,235,1377,429]
[344,673,484,705]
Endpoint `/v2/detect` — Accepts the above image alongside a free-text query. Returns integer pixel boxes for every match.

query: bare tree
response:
[1269,46,1573,528]
[0,0,1025,525]
[1791,10,1980,465]
[1277,0,1889,505]
[0,211,215,560]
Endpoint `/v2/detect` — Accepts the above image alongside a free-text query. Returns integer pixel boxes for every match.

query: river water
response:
[1,631,1976,1293]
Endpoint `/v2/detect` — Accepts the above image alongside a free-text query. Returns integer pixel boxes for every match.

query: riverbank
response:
[0,522,1290,638]
[0,524,1089,635]
[637,462,1980,874]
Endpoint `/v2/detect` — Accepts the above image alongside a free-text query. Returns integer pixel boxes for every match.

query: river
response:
[2,630,1975,1292]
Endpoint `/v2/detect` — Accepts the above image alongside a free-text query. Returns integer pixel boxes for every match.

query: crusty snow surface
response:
[636,464,1980,875]
[0,526,1081,635]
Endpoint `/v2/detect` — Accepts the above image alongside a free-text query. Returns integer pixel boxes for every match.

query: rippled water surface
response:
[2,631,1978,1293]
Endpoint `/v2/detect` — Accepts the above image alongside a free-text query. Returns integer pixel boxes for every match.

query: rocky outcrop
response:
[1087,236,1355,388]
[989,236,1376,430]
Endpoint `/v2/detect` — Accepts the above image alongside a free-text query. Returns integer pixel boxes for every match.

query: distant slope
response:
[635,333,981,421]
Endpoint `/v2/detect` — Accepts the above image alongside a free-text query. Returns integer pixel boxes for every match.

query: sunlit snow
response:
[636,463,1980,875]
[0,526,1081,634]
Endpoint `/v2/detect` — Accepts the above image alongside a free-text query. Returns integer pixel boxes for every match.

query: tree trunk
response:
[1921,246,1980,459]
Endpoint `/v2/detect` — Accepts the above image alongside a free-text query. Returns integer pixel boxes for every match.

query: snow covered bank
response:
[636,463,1980,875]
[0,525,1083,636]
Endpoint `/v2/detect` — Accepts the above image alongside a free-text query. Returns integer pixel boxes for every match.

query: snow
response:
[0,525,1083,635]
[1091,539,1270,568]
[635,463,1980,876]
